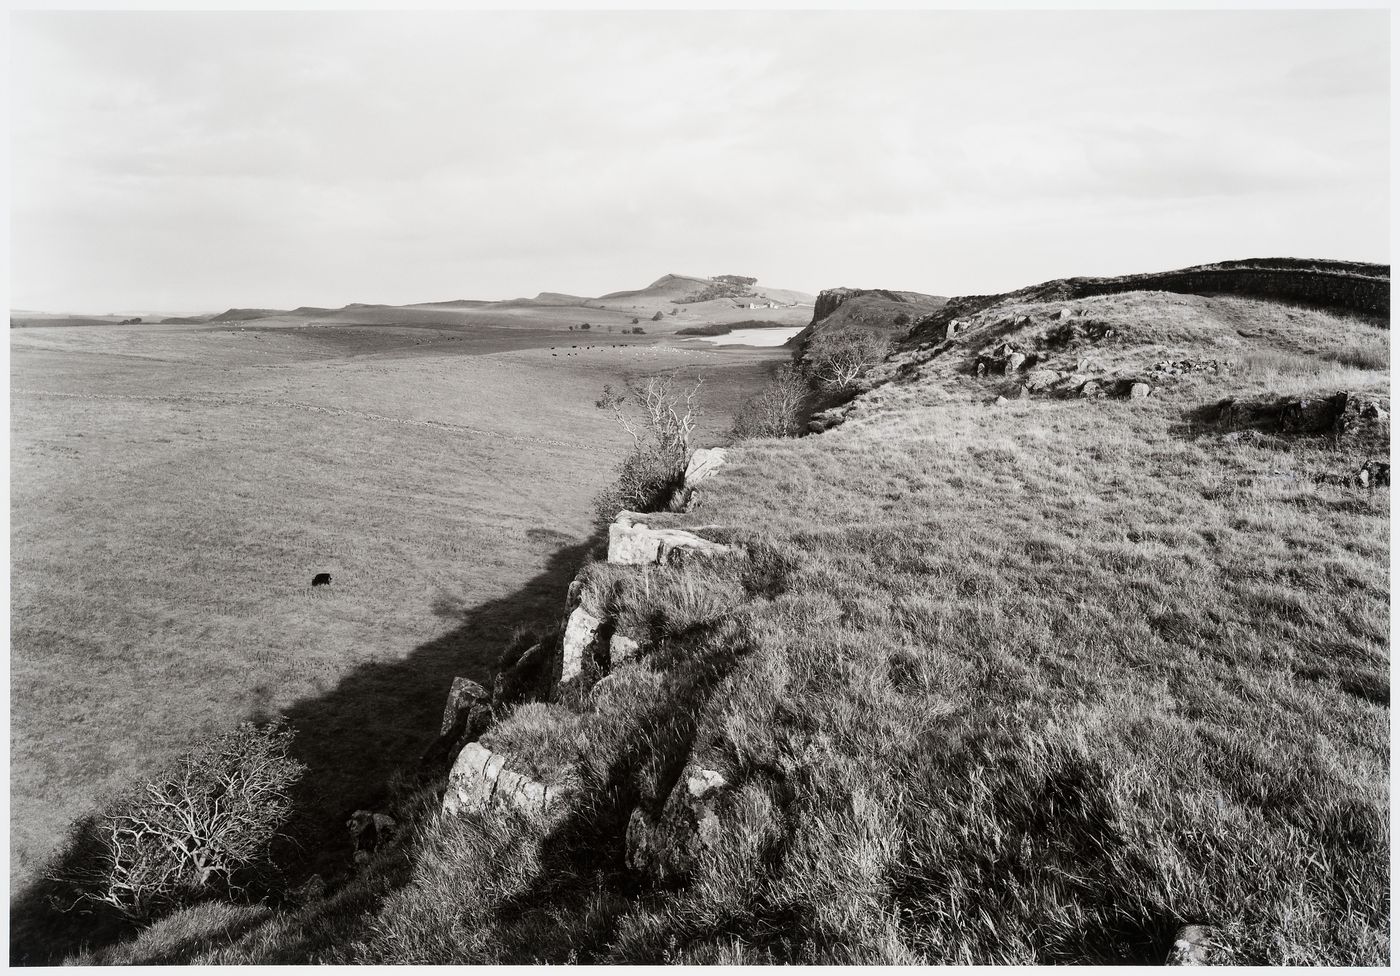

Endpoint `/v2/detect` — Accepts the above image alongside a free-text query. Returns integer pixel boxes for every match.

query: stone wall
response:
[1066,267,1388,318]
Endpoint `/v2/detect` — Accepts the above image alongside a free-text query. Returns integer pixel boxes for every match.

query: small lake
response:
[687,326,805,347]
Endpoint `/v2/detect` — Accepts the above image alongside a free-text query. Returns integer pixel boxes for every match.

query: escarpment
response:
[428,446,755,884]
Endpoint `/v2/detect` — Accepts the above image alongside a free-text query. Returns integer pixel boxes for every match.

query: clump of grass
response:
[481,702,586,786]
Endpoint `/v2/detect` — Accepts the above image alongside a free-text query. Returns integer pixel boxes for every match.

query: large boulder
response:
[608,512,733,566]
[683,448,727,490]
[442,742,575,818]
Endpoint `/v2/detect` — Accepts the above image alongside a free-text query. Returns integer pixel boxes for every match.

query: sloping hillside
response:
[47,262,1389,966]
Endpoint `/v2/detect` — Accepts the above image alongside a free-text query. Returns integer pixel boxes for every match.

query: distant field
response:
[9,319,784,919]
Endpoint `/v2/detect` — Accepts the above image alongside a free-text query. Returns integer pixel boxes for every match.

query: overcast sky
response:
[10,10,1390,314]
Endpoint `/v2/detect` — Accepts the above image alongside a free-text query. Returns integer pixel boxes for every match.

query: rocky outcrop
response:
[683,447,727,489]
[559,606,604,687]
[420,677,493,768]
[442,742,575,818]
[625,766,729,884]
[608,511,734,566]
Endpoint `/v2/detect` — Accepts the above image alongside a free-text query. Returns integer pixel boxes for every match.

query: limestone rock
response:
[1165,925,1213,966]
[1080,380,1105,399]
[610,632,641,665]
[683,447,727,489]
[560,606,603,686]
[1128,382,1151,399]
[608,512,733,566]
[442,742,574,819]
[421,676,493,768]
[1025,368,1062,392]
[993,395,1010,406]
[1006,351,1027,373]
[626,766,729,884]
[439,677,491,737]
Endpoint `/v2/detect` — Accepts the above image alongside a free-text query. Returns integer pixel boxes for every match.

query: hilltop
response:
[14,258,1389,966]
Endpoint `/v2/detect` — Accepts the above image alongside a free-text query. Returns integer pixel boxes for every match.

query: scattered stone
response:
[1024,368,1062,392]
[1165,925,1213,966]
[442,742,574,818]
[608,512,734,566]
[1129,382,1151,399]
[1080,380,1105,399]
[1016,384,1030,399]
[993,395,1010,406]
[974,358,989,378]
[1149,358,1223,376]
[1006,351,1027,373]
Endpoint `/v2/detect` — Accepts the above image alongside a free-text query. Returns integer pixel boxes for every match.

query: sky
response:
[9,10,1391,314]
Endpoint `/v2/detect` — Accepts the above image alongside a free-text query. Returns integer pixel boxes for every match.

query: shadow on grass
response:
[9,534,600,966]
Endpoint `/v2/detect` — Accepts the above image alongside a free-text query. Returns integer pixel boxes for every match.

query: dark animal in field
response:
[312,573,333,587]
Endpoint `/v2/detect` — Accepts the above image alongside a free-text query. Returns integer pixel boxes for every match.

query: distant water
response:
[689,326,804,347]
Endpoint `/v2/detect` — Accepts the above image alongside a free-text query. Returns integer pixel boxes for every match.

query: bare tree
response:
[55,721,304,919]
[596,374,704,459]
[594,375,705,521]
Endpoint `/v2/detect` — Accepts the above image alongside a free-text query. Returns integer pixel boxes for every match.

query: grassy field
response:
[14,286,1389,965]
[9,318,788,961]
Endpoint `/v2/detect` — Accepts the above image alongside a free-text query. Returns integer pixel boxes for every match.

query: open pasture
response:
[9,318,782,917]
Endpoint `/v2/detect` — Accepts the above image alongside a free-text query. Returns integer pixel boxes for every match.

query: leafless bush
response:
[54,721,304,919]
[731,365,808,440]
[595,375,704,522]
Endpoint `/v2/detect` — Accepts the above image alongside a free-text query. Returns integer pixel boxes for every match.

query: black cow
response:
[312,573,333,587]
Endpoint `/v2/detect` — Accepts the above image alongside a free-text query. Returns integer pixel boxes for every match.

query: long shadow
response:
[9,533,600,965]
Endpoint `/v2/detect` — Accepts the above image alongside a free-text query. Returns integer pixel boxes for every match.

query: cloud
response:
[9,10,1389,312]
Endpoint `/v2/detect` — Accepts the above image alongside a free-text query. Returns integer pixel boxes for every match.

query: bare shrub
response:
[731,365,808,440]
[594,375,705,523]
[807,330,891,391]
[54,721,304,920]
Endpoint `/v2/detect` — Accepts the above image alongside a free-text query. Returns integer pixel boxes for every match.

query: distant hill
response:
[6,274,817,333]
